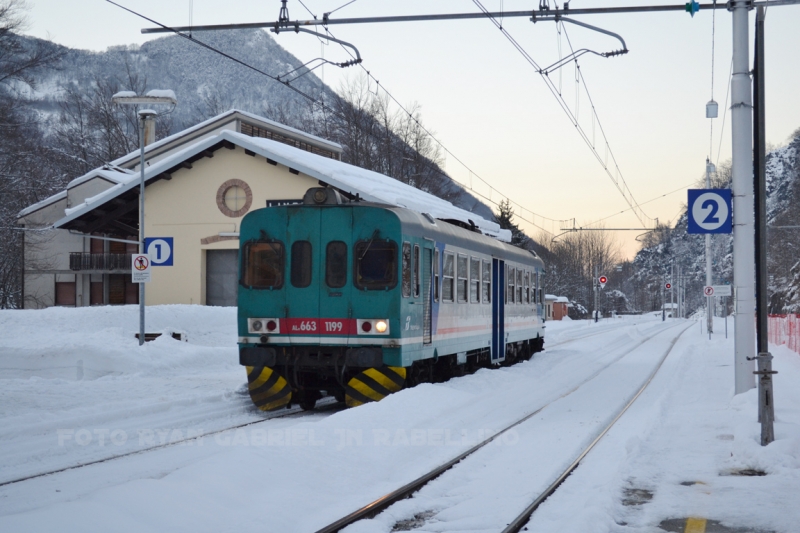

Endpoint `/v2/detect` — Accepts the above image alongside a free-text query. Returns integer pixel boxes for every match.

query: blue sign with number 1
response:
[144,237,174,266]
[687,189,732,234]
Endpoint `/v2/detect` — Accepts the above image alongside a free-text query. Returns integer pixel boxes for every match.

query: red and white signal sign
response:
[598,276,607,288]
[665,282,672,289]
[703,286,715,297]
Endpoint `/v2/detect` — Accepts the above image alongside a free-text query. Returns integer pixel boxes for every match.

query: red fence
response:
[768,314,800,355]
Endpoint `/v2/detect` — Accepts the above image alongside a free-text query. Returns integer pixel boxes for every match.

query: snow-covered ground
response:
[0,307,797,532]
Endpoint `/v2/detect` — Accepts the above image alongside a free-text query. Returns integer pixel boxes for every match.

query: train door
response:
[423,247,432,344]
[491,258,505,362]
[285,206,321,342]
[319,207,354,335]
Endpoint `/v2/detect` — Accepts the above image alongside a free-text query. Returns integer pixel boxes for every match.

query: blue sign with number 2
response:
[687,189,732,234]
[144,237,174,266]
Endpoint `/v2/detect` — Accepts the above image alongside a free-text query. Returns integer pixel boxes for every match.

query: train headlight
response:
[357,319,389,335]
[249,318,279,334]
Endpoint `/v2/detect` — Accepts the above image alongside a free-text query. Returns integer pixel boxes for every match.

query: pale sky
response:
[22,1,800,260]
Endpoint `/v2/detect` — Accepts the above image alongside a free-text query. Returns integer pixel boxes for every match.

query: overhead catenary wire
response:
[103,1,565,237]
[304,8,566,234]
[471,0,654,229]
[716,57,734,170]
[709,0,717,160]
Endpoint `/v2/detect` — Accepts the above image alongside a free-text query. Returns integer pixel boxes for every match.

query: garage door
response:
[206,249,238,306]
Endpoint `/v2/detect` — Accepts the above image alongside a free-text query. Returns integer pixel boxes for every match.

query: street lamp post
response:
[111,91,177,346]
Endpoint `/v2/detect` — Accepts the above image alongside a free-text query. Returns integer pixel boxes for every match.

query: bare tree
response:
[0,0,63,308]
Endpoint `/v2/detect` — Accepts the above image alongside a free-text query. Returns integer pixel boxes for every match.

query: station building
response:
[18,110,507,309]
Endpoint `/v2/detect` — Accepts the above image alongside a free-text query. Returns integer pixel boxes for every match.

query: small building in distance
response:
[661,303,679,318]
[545,295,570,321]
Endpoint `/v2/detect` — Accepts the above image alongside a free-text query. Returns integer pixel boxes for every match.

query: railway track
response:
[0,320,635,491]
[313,320,692,533]
[0,397,343,489]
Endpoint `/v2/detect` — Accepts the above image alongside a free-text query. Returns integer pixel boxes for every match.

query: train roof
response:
[258,199,541,268]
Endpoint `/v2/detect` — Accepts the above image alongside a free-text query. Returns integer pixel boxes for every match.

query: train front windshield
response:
[242,241,284,288]
[355,241,397,289]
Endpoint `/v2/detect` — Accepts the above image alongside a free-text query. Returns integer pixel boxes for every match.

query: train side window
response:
[516,268,523,303]
[326,241,347,288]
[402,242,411,297]
[355,240,398,290]
[443,252,454,302]
[290,241,312,288]
[482,260,491,303]
[508,266,515,303]
[242,241,284,289]
[537,272,542,304]
[457,254,468,303]
[469,257,480,303]
[524,271,530,303]
[434,249,440,302]
[414,244,421,298]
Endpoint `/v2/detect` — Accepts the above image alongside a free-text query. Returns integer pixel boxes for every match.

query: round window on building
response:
[216,179,253,218]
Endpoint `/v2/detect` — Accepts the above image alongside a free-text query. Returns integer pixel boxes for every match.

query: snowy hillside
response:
[28,29,332,128]
[632,134,800,315]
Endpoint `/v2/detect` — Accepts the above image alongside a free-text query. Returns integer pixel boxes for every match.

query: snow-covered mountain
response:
[29,29,332,127]
[24,28,496,222]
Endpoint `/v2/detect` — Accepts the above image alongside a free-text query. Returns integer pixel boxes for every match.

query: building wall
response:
[19,197,87,308]
[144,146,318,305]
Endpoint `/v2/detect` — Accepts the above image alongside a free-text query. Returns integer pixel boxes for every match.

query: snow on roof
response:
[545,294,557,301]
[17,190,67,218]
[555,296,570,303]
[224,131,510,241]
[67,166,136,189]
[54,130,511,242]
[146,89,176,100]
[108,109,342,169]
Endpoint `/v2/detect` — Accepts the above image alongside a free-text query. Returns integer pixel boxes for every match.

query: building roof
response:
[108,109,342,170]
[52,130,511,242]
[17,109,343,220]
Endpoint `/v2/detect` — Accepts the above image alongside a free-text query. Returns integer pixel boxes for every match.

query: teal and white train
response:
[238,187,546,411]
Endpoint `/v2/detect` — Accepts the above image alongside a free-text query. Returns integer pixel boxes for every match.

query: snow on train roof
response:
[225,132,511,242]
[54,130,511,242]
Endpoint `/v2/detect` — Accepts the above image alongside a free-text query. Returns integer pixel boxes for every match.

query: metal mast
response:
[730,1,756,394]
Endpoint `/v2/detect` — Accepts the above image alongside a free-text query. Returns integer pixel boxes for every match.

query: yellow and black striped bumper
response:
[246,366,292,411]
[345,366,407,408]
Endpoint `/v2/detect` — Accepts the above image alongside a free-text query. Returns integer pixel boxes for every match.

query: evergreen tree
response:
[494,199,529,248]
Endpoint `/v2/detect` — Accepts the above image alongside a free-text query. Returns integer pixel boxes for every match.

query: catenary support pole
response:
[706,160,714,334]
[671,262,674,318]
[730,0,756,394]
[594,265,599,323]
[753,6,775,445]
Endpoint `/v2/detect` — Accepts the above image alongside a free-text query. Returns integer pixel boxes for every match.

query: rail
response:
[313,320,690,533]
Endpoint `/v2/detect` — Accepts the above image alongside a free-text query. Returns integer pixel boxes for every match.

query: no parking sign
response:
[687,189,732,234]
